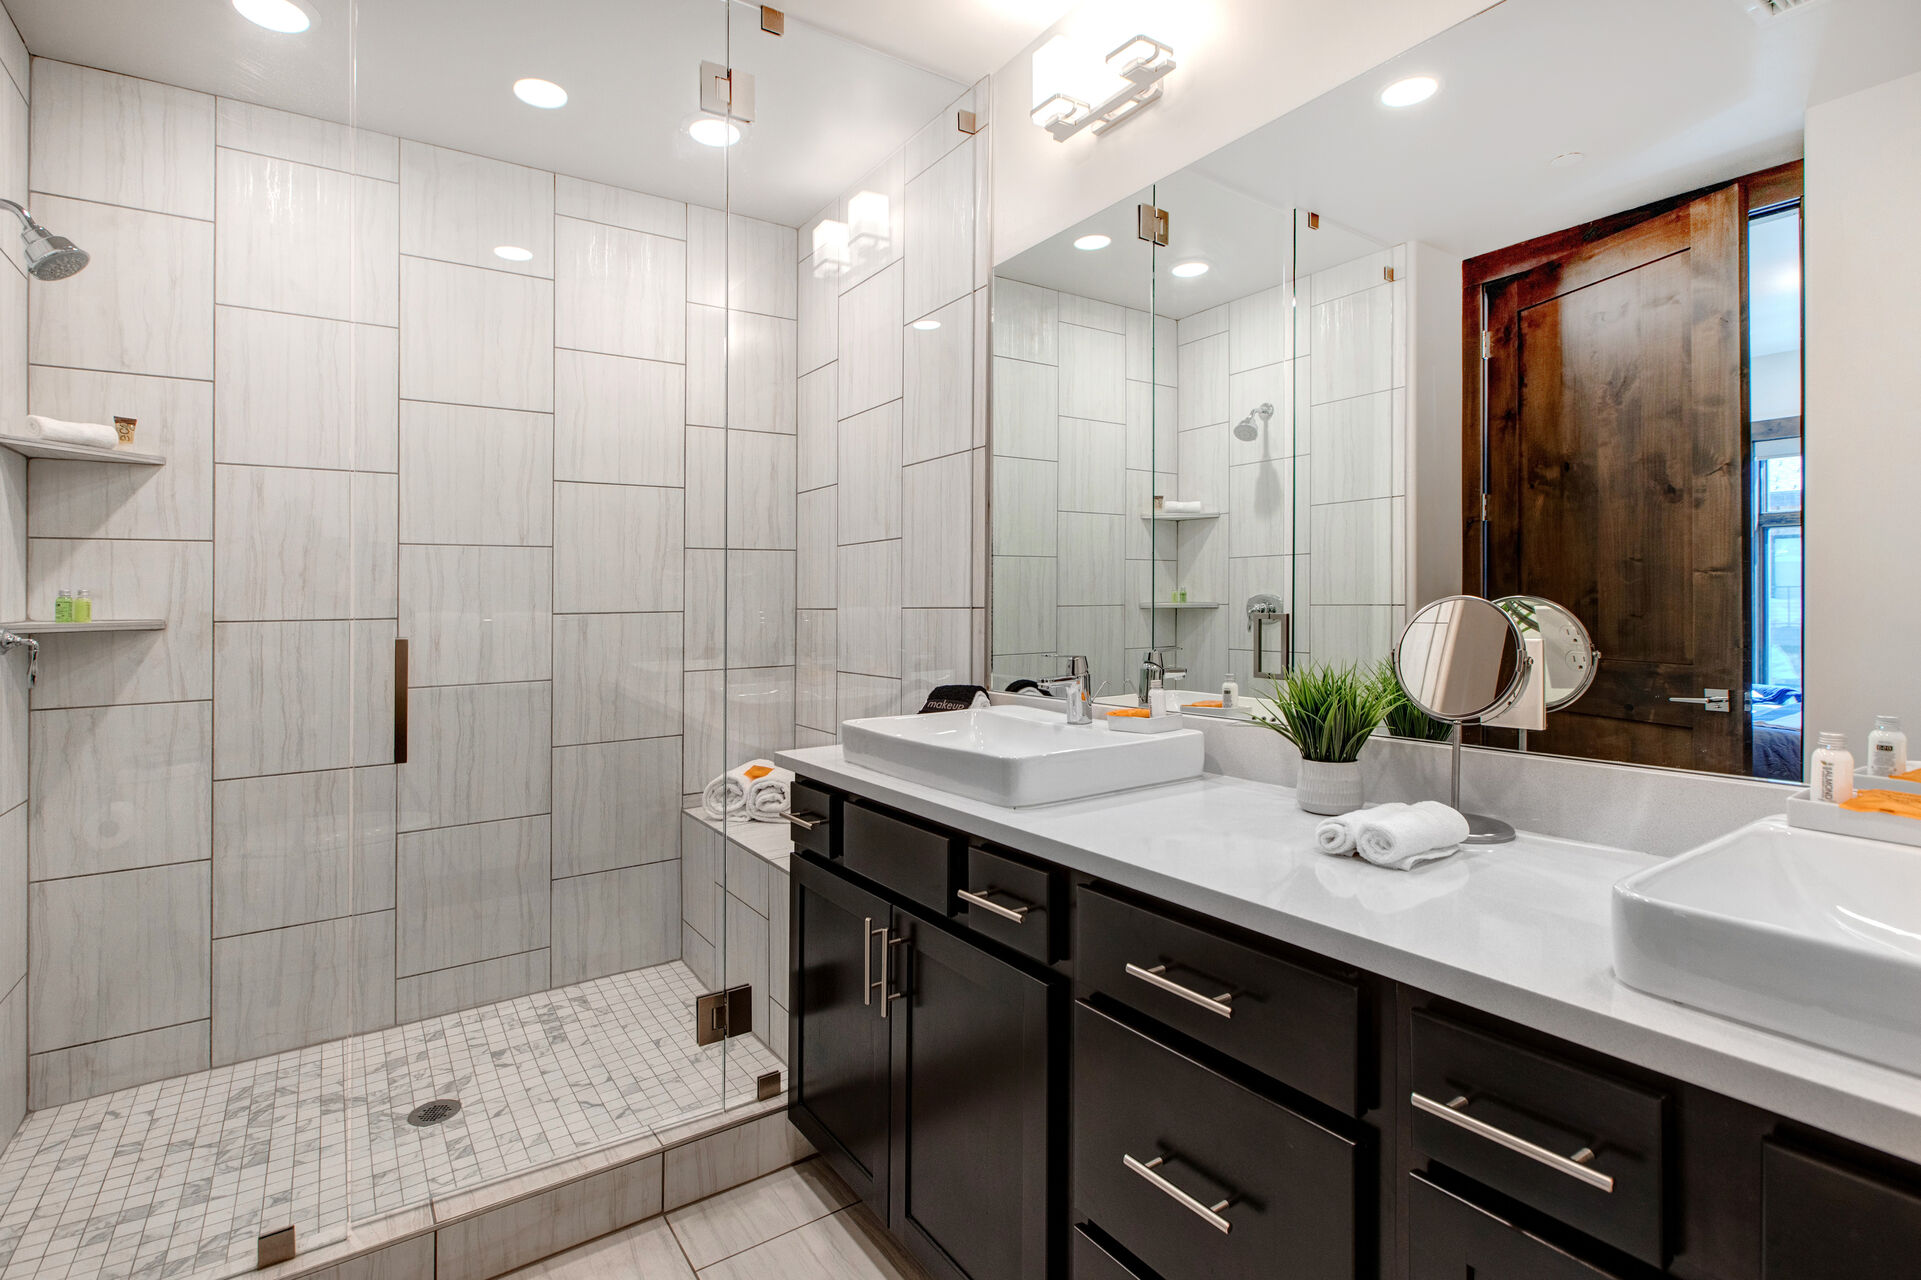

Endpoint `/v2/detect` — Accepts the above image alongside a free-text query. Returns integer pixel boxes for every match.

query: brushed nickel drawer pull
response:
[1411,1092,1617,1193]
[880,934,905,1019]
[1123,1153,1233,1234]
[864,918,882,1008]
[958,887,1032,923]
[785,810,826,830]
[1124,962,1234,1018]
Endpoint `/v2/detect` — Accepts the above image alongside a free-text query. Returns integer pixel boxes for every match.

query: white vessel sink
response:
[1612,817,1921,1071]
[840,704,1205,807]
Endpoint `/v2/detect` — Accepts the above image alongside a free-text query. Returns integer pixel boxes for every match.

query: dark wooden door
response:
[790,856,893,1217]
[890,905,1057,1280]
[1476,186,1746,773]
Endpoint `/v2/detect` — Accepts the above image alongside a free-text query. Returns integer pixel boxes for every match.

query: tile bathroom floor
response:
[0,963,782,1280]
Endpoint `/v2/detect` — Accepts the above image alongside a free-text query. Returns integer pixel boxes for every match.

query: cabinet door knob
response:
[959,887,1032,923]
[1411,1092,1616,1192]
[1123,1153,1233,1234]
[1124,962,1235,1018]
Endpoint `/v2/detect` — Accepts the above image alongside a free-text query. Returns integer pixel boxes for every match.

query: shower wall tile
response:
[398,681,551,831]
[552,737,680,879]
[552,611,682,746]
[1309,285,1394,405]
[28,700,212,881]
[902,293,971,464]
[353,764,397,913]
[686,549,796,671]
[993,280,1058,363]
[904,139,974,320]
[837,262,902,416]
[215,148,398,324]
[990,357,1057,460]
[28,1020,209,1112]
[1058,418,1125,513]
[1056,513,1126,607]
[797,609,837,733]
[30,60,213,220]
[1177,331,1229,430]
[400,141,554,277]
[351,471,399,620]
[554,216,684,362]
[24,537,212,707]
[395,948,551,1024]
[992,458,1056,558]
[555,174,684,239]
[837,539,901,679]
[0,18,24,107]
[399,401,554,545]
[798,364,837,490]
[1309,390,1394,503]
[902,453,972,609]
[554,350,683,487]
[1058,293,1125,333]
[837,672,901,723]
[691,209,797,318]
[902,607,973,712]
[727,310,798,433]
[798,256,838,374]
[28,860,210,1051]
[1059,323,1125,423]
[210,910,393,1063]
[1228,461,1291,558]
[214,306,366,469]
[553,482,683,612]
[797,486,837,610]
[351,620,396,767]
[991,556,1055,657]
[396,814,551,976]
[399,545,552,686]
[27,367,213,541]
[682,425,724,550]
[1124,308,1178,384]
[551,861,680,990]
[1225,362,1292,465]
[399,255,553,411]
[0,977,21,1142]
[681,666,796,791]
[0,805,19,997]
[212,620,352,779]
[836,400,900,545]
[27,194,213,379]
[213,463,352,621]
[1229,286,1289,372]
[684,303,725,428]
[1310,499,1395,605]
[839,151,903,294]
[1311,604,1401,668]
[215,98,399,181]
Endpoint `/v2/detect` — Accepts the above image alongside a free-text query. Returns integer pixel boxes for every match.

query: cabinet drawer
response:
[841,800,958,916]
[1409,1010,1667,1266]
[959,844,1063,963]
[1072,1226,1154,1280]
[1073,1002,1357,1280]
[1763,1142,1921,1279]
[1077,887,1362,1113]
[1407,1174,1623,1279]
[787,781,836,860]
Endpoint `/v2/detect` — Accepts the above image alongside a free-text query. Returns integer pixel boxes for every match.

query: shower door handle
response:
[394,638,410,764]
[1246,595,1289,681]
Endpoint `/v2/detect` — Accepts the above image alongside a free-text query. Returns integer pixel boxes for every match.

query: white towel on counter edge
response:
[1314,811,1361,855]
[24,415,118,449]
[745,770,794,822]
[1353,800,1469,870]
[702,759,779,819]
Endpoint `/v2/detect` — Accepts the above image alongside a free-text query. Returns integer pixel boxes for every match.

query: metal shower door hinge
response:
[760,5,784,35]
[698,61,756,123]
[257,1226,295,1270]
[1138,203,1168,246]
[696,985,753,1045]
[1481,329,1493,360]
[757,1071,782,1101]
[956,109,980,135]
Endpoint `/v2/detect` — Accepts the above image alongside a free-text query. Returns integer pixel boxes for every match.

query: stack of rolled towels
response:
[702,759,794,824]
[1316,801,1469,870]
[23,415,118,449]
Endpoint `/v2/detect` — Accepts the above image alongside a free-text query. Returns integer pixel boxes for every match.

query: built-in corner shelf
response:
[0,435,164,466]
[1143,510,1221,523]
[4,619,166,634]
[1139,601,1224,610]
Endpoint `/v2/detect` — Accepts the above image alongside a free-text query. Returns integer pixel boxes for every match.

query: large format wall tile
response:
[1309,389,1394,503]
[798,256,838,374]
[902,453,972,609]
[796,609,837,733]
[1177,331,1229,430]
[25,537,213,707]
[399,544,552,686]
[27,366,213,540]
[555,216,684,362]
[396,814,550,975]
[214,307,380,469]
[395,948,550,1023]
[211,911,393,1063]
[215,148,397,324]
[553,349,683,487]
[400,141,553,276]
[213,621,352,779]
[553,483,682,613]
[28,1020,209,1112]
[212,768,355,936]
[1058,418,1125,513]
[837,263,902,417]
[30,60,213,219]
[399,401,553,546]
[837,401,900,545]
[29,861,210,1051]
[29,700,212,881]
[1057,513,1126,607]
[991,458,1056,557]
[1309,286,1394,405]
[552,611,682,746]
[837,540,902,679]
[1310,499,1395,605]
[552,737,679,879]
[555,174,684,239]
[400,255,553,411]
[992,280,1059,363]
[398,681,550,831]
[0,806,20,997]
[551,860,680,986]
[27,194,213,378]
[902,607,973,712]
[904,140,975,321]
[681,666,795,791]
[214,464,352,621]
[1058,323,1125,424]
[215,98,399,181]
[990,357,1057,460]
[902,294,971,464]
[797,487,836,610]
[727,310,798,433]
[687,549,796,671]
[728,430,797,551]
[684,304,725,428]
[798,364,837,490]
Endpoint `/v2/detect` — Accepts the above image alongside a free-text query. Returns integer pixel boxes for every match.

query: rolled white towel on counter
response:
[702,759,780,820]
[744,768,794,822]
[24,415,118,449]
[1314,812,1361,856]
[1353,801,1469,870]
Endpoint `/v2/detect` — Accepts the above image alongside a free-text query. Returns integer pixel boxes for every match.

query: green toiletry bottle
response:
[54,587,72,623]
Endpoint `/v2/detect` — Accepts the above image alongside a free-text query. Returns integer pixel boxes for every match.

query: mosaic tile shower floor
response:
[0,963,783,1280]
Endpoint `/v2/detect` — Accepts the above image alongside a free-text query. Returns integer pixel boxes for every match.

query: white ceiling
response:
[5,0,1003,225]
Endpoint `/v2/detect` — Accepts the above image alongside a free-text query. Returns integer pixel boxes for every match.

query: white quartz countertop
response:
[777,745,1921,1166]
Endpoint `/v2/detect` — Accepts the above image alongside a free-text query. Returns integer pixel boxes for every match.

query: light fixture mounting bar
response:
[1039,34,1176,142]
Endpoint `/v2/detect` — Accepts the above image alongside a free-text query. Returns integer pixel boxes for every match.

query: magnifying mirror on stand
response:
[1493,596,1601,751]
[1391,596,1534,845]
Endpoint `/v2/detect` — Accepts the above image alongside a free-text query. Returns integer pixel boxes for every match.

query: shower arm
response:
[0,198,44,234]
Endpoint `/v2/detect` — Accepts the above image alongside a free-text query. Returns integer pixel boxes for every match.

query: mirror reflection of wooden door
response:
[1470,185,1746,774]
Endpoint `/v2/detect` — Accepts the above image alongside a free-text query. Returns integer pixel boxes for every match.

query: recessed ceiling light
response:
[513,78,568,109]
[689,117,743,148]
[1548,151,1585,168]
[911,318,942,331]
[1169,260,1209,279]
[1074,234,1112,251]
[1379,75,1439,108]
[233,0,311,34]
[493,245,534,263]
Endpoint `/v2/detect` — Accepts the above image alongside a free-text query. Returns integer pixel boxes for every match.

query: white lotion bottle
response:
[1221,676,1238,709]
[1868,715,1908,777]
[1811,731,1856,804]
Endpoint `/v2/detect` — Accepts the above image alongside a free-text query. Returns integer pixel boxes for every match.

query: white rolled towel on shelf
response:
[24,415,118,449]
[745,767,795,822]
[1353,801,1470,870]
[1314,812,1361,855]
[702,759,779,820]
[1160,499,1203,513]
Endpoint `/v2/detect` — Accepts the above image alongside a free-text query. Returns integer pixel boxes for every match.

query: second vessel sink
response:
[840,704,1205,807]
[1612,816,1921,1072]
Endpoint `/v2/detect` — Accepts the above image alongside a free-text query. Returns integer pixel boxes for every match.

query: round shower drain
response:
[407,1099,462,1127]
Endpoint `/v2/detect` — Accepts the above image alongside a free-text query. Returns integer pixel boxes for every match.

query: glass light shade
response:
[812,219,851,277]
[848,191,890,245]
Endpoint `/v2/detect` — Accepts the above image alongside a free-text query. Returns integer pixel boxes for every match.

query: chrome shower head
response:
[1233,401,1274,442]
[0,199,89,281]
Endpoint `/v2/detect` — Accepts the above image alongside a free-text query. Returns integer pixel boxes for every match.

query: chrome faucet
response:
[1040,655,1094,725]
[1138,649,1187,707]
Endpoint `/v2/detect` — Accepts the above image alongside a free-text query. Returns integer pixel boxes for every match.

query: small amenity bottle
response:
[74,589,91,623]
[53,587,72,623]
[1811,732,1856,804]
[1868,715,1908,777]
[1221,676,1238,709]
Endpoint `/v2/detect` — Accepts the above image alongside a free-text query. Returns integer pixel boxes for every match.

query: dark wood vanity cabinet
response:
[788,778,1921,1280]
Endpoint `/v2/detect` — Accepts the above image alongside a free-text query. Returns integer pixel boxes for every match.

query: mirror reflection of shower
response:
[0,198,90,280]
[1233,401,1273,442]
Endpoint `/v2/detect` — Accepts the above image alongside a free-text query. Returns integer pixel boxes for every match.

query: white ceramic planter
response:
[1296,760,1364,815]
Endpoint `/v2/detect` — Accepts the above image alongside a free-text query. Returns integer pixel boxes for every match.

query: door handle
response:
[1124,962,1234,1018]
[785,810,826,831]
[1411,1092,1616,1192]
[393,637,410,763]
[1123,1153,1234,1234]
[958,887,1032,923]
[864,918,883,1007]
[1667,688,1731,713]
[879,931,905,1019]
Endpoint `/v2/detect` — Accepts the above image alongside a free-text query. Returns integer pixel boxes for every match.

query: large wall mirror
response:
[989,0,1921,783]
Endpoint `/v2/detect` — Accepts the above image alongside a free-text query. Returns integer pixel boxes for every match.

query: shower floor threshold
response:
[0,962,784,1280]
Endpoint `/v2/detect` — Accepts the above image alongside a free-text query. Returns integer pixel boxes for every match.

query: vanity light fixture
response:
[1169,260,1209,279]
[812,219,851,279]
[1074,234,1112,251]
[233,0,311,33]
[513,78,569,109]
[1031,31,1176,142]
[848,190,890,250]
[1379,75,1439,108]
[911,318,942,331]
[689,117,743,147]
[492,245,534,263]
